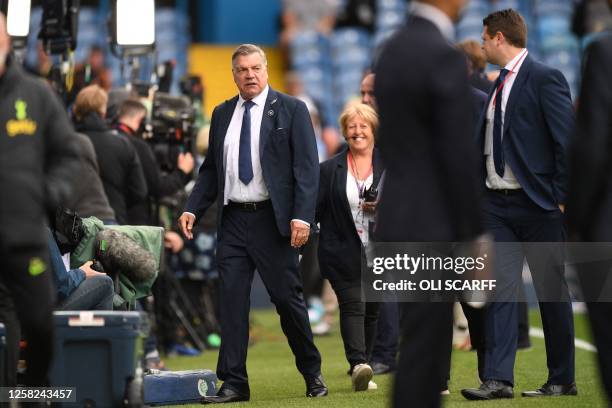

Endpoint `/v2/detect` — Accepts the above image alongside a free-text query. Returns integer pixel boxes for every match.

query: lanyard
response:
[348,151,372,199]
[491,49,528,107]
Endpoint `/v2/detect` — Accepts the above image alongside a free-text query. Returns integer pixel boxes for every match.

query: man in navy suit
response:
[179,44,326,403]
[462,9,576,400]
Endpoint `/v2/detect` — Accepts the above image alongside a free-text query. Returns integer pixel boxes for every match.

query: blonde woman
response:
[317,103,383,391]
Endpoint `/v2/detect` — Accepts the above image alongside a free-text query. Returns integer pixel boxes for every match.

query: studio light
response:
[6,0,31,38]
[116,0,155,47]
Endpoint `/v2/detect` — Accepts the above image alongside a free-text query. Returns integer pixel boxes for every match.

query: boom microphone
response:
[95,229,157,282]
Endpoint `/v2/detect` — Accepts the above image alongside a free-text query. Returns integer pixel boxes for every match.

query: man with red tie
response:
[462,9,576,400]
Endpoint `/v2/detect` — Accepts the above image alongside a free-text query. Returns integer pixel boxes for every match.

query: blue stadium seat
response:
[492,0,520,12]
[331,28,371,49]
[463,0,490,17]
[156,8,179,28]
[79,7,99,25]
[376,10,405,32]
[537,15,572,38]
[533,0,573,16]
[539,34,579,54]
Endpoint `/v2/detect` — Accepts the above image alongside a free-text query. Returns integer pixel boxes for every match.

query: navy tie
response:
[493,68,510,177]
[239,100,255,185]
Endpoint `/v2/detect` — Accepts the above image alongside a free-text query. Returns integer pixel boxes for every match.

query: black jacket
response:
[0,57,80,247]
[375,16,483,242]
[67,132,116,221]
[316,146,384,288]
[117,125,190,225]
[75,113,147,225]
[567,34,612,240]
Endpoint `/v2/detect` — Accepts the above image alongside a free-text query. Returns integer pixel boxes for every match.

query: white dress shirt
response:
[185,85,310,227]
[409,1,455,42]
[223,85,270,204]
[484,48,528,190]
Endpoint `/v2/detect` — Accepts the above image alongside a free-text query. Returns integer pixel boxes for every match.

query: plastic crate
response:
[49,311,146,407]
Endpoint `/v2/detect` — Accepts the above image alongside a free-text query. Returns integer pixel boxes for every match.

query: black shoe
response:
[201,384,250,404]
[305,374,329,397]
[461,380,514,400]
[522,382,578,397]
[371,361,395,375]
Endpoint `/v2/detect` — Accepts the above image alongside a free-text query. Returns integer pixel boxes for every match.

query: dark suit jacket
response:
[472,87,487,122]
[375,16,483,242]
[472,87,488,186]
[567,34,612,240]
[470,71,494,94]
[472,87,487,135]
[476,55,575,210]
[316,146,384,288]
[185,88,319,237]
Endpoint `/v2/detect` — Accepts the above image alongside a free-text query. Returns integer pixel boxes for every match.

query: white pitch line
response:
[529,327,597,352]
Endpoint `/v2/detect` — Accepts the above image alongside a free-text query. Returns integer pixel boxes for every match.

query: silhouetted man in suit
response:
[567,29,612,403]
[360,72,400,376]
[179,44,327,403]
[375,1,483,406]
[462,9,576,400]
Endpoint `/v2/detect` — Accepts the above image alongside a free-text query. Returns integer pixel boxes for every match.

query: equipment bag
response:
[144,369,217,405]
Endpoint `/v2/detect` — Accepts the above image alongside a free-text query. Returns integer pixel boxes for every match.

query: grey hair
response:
[231,44,267,69]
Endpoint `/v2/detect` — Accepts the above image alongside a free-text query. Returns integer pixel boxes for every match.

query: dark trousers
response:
[575,257,612,402]
[575,203,612,403]
[216,205,321,394]
[482,190,575,385]
[0,282,19,387]
[439,303,487,391]
[370,301,399,368]
[333,285,380,369]
[299,233,323,300]
[517,300,530,347]
[585,302,612,402]
[0,244,55,386]
[393,302,454,408]
[461,302,487,381]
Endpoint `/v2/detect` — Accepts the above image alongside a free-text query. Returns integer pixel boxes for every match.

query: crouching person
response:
[47,229,114,310]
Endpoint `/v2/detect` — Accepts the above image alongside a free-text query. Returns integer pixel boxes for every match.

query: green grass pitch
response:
[164,309,607,407]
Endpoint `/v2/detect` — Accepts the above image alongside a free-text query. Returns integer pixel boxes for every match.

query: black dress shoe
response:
[371,361,395,375]
[461,380,514,400]
[522,382,578,397]
[201,385,250,404]
[305,374,329,397]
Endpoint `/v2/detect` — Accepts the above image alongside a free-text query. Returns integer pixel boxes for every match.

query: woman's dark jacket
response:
[316,146,384,289]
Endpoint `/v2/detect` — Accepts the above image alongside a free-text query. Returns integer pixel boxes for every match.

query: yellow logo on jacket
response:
[6,99,37,137]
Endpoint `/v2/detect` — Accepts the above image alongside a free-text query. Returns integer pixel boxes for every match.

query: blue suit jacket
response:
[185,88,320,237]
[476,55,575,210]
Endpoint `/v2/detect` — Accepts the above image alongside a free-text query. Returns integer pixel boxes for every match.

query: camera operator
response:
[0,12,80,386]
[115,98,195,226]
[114,98,195,368]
